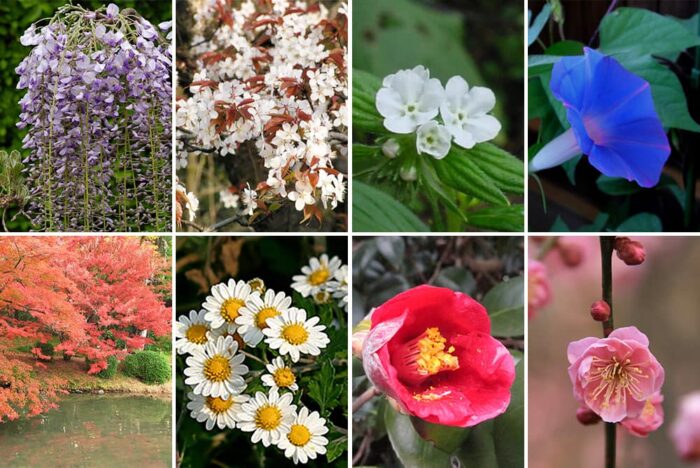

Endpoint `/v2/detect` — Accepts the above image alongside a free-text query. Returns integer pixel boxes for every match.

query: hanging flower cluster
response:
[375,65,501,159]
[15,3,172,231]
[176,265,346,464]
[177,0,347,224]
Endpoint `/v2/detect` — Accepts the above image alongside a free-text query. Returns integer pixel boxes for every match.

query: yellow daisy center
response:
[186,324,209,344]
[308,267,330,286]
[273,367,296,387]
[206,396,234,414]
[282,324,309,345]
[203,355,232,382]
[256,307,280,329]
[406,327,459,376]
[221,298,245,323]
[288,424,311,446]
[255,405,282,430]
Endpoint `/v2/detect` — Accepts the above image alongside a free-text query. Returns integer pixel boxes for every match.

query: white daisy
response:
[202,279,259,334]
[186,391,249,431]
[237,389,296,447]
[263,308,330,362]
[184,335,248,398]
[328,265,348,310]
[291,254,342,297]
[261,357,299,393]
[277,406,329,465]
[236,289,292,347]
[175,310,218,355]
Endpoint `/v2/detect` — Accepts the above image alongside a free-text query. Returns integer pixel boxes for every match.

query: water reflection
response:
[0,394,171,467]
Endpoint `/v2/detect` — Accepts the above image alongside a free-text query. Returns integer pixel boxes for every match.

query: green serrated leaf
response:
[481,276,524,337]
[326,434,347,463]
[432,152,509,206]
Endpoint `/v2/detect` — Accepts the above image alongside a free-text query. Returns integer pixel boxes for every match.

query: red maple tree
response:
[0,237,171,421]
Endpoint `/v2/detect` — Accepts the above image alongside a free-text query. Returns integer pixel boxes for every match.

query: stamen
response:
[398,327,459,385]
[587,356,648,410]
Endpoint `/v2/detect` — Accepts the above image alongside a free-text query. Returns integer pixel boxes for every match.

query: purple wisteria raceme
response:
[16,3,172,231]
[530,47,670,188]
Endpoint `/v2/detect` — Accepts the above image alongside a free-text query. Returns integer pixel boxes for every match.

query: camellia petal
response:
[531,47,670,187]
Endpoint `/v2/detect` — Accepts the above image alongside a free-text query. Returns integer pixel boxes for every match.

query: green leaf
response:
[418,156,469,225]
[353,181,430,232]
[375,236,405,268]
[410,416,472,454]
[464,143,524,195]
[352,69,385,134]
[306,360,342,417]
[613,212,662,232]
[353,144,382,175]
[432,151,509,206]
[433,266,476,295]
[467,205,524,232]
[551,215,570,232]
[599,8,700,131]
[596,175,643,195]
[326,434,347,463]
[528,3,551,46]
[384,404,451,467]
[481,276,524,336]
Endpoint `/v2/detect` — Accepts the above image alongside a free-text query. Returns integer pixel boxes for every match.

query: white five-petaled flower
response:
[237,389,297,447]
[236,289,293,346]
[375,65,445,134]
[440,76,501,149]
[263,307,330,362]
[277,406,329,465]
[287,179,315,211]
[416,121,452,159]
[290,254,341,297]
[186,391,249,431]
[175,310,217,355]
[261,356,299,393]
[184,335,248,398]
[202,279,259,334]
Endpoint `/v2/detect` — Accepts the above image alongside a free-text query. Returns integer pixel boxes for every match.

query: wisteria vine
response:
[16,3,172,232]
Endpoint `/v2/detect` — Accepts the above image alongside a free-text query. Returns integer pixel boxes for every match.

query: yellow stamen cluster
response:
[413,327,459,376]
[206,396,234,414]
[186,324,209,344]
[282,324,309,345]
[255,405,282,430]
[308,267,330,286]
[256,307,280,329]
[589,356,647,409]
[203,355,232,382]
[274,367,296,387]
[221,298,245,323]
[288,424,311,446]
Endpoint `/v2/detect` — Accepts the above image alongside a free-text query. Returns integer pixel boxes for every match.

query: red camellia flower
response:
[362,285,516,427]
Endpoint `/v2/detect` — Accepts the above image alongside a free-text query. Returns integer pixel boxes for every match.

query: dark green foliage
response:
[35,341,54,358]
[97,355,118,380]
[145,334,172,353]
[123,351,171,384]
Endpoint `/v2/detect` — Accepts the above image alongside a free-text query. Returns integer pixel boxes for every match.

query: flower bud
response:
[558,241,583,267]
[400,165,417,182]
[382,138,400,159]
[590,300,611,322]
[576,406,601,425]
[614,237,646,265]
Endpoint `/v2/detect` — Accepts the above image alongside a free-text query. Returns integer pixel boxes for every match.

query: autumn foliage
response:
[0,237,171,422]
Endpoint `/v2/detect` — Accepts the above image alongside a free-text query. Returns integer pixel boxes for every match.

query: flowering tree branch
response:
[600,236,616,468]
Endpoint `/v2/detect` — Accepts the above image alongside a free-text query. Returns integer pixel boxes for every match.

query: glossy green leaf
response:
[481,276,524,336]
[433,266,476,295]
[375,236,405,268]
[467,205,524,232]
[613,212,662,232]
[410,416,472,454]
[384,404,451,467]
[353,181,430,232]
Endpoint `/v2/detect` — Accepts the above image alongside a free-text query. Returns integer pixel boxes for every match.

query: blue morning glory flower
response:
[530,47,670,188]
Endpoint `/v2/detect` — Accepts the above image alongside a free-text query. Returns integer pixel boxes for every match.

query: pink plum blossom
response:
[671,391,700,461]
[528,260,551,318]
[621,391,664,437]
[567,326,664,423]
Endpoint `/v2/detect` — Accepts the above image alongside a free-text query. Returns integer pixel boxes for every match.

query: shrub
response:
[123,351,170,384]
[96,356,118,380]
[144,335,172,353]
[35,341,54,359]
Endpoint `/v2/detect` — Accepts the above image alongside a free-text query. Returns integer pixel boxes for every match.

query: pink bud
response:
[590,300,611,322]
[614,237,646,265]
[576,406,601,425]
[558,241,583,267]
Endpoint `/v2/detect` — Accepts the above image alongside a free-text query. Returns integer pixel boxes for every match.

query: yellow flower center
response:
[288,424,311,446]
[308,267,330,286]
[282,324,308,345]
[256,307,280,329]
[203,355,232,382]
[186,324,209,344]
[221,298,245,323]
[206,396,234,414]
[273,367,296,387]
[589,356,647,409]
[255,405,282,430]
[406,327,459,376]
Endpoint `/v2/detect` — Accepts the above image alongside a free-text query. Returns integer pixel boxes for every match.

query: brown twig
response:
[352,386,380,413]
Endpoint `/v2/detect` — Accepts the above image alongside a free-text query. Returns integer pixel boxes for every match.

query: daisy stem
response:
[600,236,616,468]
[242,351,267,365]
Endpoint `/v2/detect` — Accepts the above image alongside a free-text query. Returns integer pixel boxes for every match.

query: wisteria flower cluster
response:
[177,0,347,225]
[375,65,501,159]
[16,3,172,231]
[176,261,345,464]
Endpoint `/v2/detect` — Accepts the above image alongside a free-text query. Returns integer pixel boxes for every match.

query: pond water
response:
[0,394,171,467]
